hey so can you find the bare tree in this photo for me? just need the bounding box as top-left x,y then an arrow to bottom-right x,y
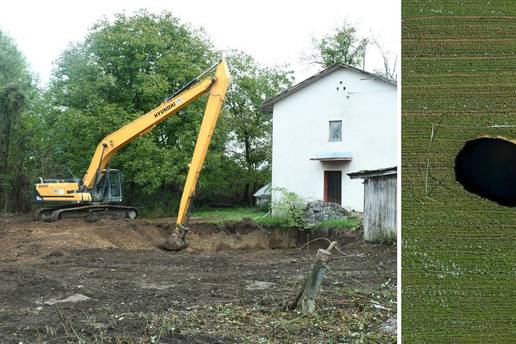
372,37 -> 398,82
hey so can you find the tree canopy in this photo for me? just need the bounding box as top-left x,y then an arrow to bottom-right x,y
224,50 -> 293,204
0,31 -> 36,212
309,23 -> 368,68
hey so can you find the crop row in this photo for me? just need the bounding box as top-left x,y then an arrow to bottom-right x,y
403,18 -> 516,39
403,39 -> 516,58
403,98 -> 516,112
403,0 -> 516,17
402,57 -> 516,75
402,71 -> 516,85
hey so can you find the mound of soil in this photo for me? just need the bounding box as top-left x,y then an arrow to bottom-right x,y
0,217 -> 165,264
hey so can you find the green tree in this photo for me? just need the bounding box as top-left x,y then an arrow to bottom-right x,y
309,23 -> 368,68
0,31 -> 36,213
0,31 -> 32,87
43,11 -> 236,214
224,50 -> 293,205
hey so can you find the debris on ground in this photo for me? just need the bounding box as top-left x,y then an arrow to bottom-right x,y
43,294 -> 91,305
245,280 -> 276,290
381,316 -> 397,335
0,215 -> 396,343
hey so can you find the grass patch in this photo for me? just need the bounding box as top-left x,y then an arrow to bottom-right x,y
309,217 -> 361,230
255,216 -> 361,230
190,207 -> 362,231
254,215 -> 288,227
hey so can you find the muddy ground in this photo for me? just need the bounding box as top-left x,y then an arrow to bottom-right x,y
0,216 -> 396,343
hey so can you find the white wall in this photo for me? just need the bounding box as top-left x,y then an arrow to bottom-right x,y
271,68 -> 397,212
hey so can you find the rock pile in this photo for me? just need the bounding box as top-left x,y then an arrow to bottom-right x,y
303,201 -> 349,224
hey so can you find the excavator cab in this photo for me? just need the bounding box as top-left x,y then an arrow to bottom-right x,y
94,169 -> 123,203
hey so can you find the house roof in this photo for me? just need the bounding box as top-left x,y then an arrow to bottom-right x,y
260,64 -> 396,112
348,166 -> 397,179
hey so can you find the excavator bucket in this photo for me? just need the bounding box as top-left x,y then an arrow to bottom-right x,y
158,225 -> 189,251
159,234 -> 188,251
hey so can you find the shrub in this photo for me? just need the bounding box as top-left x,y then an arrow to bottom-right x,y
271,188 -> 307,228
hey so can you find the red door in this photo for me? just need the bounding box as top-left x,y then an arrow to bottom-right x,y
324,171 -> 342,204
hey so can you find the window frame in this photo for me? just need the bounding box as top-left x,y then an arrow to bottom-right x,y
329,120 -> 342,142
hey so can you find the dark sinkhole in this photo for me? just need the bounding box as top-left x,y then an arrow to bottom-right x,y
455,137 -> 516,207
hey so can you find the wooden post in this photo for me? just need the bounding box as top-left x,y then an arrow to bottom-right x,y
298,241 -> 337,314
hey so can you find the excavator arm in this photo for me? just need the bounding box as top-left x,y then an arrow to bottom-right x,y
164,60 -> 230,250
81,78 -> 213,189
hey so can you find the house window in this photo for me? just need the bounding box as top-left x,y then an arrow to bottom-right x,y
329,120 -> 342,142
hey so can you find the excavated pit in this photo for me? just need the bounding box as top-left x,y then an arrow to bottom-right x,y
455,137 -> 516,207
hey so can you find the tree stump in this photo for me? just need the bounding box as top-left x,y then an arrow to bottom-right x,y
290,241 -> 336,314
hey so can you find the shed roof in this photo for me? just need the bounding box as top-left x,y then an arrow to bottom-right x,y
348,166 -> 397,179
260,64 -> 396,112
253,183 -> 271,198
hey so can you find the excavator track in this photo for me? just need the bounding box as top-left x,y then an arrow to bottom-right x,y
33,205 -> 137,222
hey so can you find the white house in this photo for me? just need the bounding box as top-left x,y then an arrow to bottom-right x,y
261,64 -> 397,212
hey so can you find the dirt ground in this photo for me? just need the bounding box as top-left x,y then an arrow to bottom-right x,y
0,216 -> 396,343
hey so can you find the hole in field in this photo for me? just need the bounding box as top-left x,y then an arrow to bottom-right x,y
455,137 -> 516,207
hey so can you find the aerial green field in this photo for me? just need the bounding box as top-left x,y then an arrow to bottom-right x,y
402,1 -> 516,342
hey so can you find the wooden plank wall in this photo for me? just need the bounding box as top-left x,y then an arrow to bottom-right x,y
363,174 -> 396,242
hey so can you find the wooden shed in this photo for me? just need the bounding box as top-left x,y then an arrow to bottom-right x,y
348,167 -> 397,242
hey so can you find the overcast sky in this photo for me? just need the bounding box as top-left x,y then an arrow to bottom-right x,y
0,0 -> 400,86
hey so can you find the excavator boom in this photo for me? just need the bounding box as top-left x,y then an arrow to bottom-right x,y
83,74 -> 215,189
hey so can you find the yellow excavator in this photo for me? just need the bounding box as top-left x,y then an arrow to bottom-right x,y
33,59 -> 230,250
